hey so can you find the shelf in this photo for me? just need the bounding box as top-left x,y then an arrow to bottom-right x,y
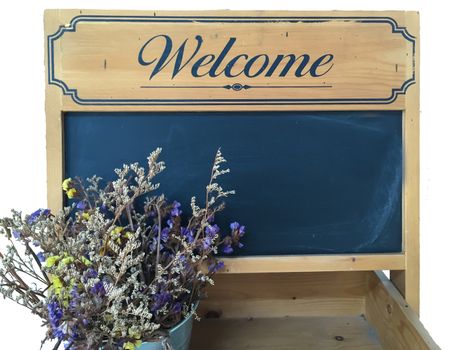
190,271 -> 439,350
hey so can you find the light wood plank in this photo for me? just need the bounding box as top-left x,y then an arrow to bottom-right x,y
198,272 -> 367,318
366,271 -> 440,350
191,316 -> 383,350
221,254 -> 405,274
391,10 -> 420,314
44,9 -> 418,112
45,10 -> 65,215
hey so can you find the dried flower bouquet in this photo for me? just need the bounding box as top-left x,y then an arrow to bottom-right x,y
0,148 -> 245,350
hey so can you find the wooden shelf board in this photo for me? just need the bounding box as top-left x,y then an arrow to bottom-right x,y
220,254 -> 405,274
191,316 -> 383,350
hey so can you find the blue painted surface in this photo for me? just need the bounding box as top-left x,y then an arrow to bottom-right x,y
65,111 -> 402,255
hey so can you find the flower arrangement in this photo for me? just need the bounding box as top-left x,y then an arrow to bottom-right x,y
0,148 -> 245,349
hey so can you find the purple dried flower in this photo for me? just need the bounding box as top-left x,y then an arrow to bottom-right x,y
178,254 -> 188,266
12,230 -> 21,240
172,302 -> 182,314
170,201 -> 182,217
205,224 -> 220,238
63,341 -> 72,350
84,268 -> 98,282
202,236 -> 213,250
229,221 -> 246,252
64,340 -> 75,350
239,226 -> 246,237
151,225 -> 170,245
28,209 -> 50,225
222,244 -> 234,254
230,222 -> 246,237
151,292 -> 172,312
90,281 -> 106,296
181,227 -> 194,243
36,251 -> 45,262
161,227 -> 170,242
149,238 -> 157,252
47,300 -> 64,340
64,324 -> 80,350
53,326 -> 65,341
76,201 -> 86,210
27,211 -> 41,225
149,239 -> 163,252
71,285 -> 80,299
221,222 -> 245,253
167,219 -> 174,229
208,260 -> 225,273
47,300 -> 62,326
70,286 -> 80,309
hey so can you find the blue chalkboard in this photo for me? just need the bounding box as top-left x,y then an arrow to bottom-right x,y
64,111 -> 402,255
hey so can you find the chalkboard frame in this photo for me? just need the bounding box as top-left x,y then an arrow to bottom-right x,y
44,10 -> 419,312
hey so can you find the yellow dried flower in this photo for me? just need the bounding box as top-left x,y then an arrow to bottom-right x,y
61,256 -> 74,265
123,340 -> 142,350
62,178 -> 72,191
66,188 -> 77,199
111,226 -> 124,236
50,275 -> 63,296
62,178 -> 77,198
81,256 -> 92,266
45,255 -> 60,268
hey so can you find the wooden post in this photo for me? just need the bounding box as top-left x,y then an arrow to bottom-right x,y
391,11 -> 420,315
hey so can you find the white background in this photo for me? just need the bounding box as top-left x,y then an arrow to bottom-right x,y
0,1 -> 465,349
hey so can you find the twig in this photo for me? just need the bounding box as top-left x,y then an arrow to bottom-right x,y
52,340 -> 62,350
154,203 -> 163,281
26,244 -> 50,284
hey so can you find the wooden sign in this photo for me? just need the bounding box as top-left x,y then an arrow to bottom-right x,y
47,13 -> 415,107
45,10 -> 420,313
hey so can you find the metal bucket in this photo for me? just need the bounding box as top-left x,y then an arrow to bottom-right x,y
137,310 -> 196,350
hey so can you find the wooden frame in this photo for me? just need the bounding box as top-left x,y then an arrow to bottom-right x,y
44,10 -> 420,313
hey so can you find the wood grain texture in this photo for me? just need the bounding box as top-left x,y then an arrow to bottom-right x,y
366,271 -> 440,350
45,9 -> 417,111
220,254 -> 405,274
53,20 -> 409,103
192,271 -> 437,349
45,10 -> 65,215
197,272 -> 368,318
191,316 -> 383,350
391,10 -> 420,314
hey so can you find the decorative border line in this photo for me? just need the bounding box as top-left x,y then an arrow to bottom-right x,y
140,83 -> 333,91
47,15 -> 416,106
